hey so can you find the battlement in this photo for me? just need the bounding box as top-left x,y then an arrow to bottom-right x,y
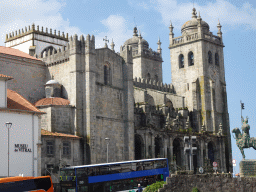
38,34 -> 95,66
133,77 -> 174,93
5,24 -> 68,42
170,32 -> 222,47
40,46 -> 70,66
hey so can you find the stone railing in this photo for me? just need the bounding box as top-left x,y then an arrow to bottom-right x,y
133,77 -> 174,93
172,37 -> 184,45
130,47 -> 161,61
170,32 -> 222,47
204,33 -> 221,44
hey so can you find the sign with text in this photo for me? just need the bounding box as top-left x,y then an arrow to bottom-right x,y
14,144 -> 32,152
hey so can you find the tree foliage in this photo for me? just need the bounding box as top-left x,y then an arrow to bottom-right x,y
143,181 -> 166,192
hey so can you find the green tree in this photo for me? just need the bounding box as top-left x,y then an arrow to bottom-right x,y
143,181 -> 166,192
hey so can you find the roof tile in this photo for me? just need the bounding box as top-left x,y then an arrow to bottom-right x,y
35,97 -> 70,106
0,46 -> 41,61
7,89 -> 42,113
0,74 -> 13,80
41,129 -> 81,138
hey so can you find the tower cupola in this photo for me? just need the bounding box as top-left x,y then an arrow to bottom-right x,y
181,8 -> 209,35
45,78 -> 61,98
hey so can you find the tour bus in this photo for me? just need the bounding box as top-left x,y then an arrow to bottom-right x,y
0,176 -> 54,192
60,158 -> 169,192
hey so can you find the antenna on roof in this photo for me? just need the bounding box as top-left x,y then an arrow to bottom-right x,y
193,0 -> 194,8
134,17 -> 137,27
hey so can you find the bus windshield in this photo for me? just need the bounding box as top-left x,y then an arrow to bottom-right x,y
0,176 -> 54,192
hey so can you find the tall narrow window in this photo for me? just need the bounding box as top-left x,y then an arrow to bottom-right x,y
188,52 -> 194,66
46,141 -> 54,156
104,65 -> 111,85
179,54 -> 184,68
208,51 -> 212,64
215,53 -> 219,66
63,141 -> 70,156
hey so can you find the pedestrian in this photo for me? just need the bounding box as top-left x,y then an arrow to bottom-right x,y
137,184 -> 143,192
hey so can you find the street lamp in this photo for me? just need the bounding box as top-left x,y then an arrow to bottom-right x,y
5,122 -> 12,177
105,138 -> 110,163
184,136 -> 197,171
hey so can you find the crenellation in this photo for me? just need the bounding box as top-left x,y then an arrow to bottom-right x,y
133,78 -> 174,93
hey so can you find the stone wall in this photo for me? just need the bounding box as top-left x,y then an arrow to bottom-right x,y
0,53 -> 46,103
158,174 -> 256,192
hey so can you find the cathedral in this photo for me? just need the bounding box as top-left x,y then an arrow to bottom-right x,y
3,7 -> 232,175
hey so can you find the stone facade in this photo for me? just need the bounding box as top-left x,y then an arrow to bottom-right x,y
158,174 -> 256,192
4,7 -> 232,175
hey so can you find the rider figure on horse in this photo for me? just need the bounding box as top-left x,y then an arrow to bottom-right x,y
241,116 -> 250,148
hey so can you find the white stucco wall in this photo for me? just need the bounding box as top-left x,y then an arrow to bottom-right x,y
0,80 -> 7,108
0,112 -> 40,177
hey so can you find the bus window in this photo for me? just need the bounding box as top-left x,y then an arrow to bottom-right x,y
110,164 -> 121,174
77,168 -> 88,177
60,169 -> 75,176
155,160 -> 167,168
100,166 -> 111,175
143,161 -> 154,170
120,163 -> 132,173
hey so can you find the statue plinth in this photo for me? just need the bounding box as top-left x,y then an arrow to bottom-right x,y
240,159 -> 256,177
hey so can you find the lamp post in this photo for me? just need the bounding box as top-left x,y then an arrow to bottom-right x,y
5,122 -> 12,177
105,138 -> 110,163
184,136 -> 197,171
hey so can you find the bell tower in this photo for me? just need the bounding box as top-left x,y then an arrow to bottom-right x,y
169,7 -> 232,172
169,8 -> 227,134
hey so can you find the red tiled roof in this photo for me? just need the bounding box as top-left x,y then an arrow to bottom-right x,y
35,97 -> 70,107
0,46 -> 41,61
0,74 -> 13,80
41,129 -> 81,138
7,89 -> 42,113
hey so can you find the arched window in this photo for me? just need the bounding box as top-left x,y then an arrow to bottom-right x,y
188,52 -> 194,66
104,65 -> 111,85
41,46 -> 57,57
155,75 -> 158,82
208,51 -> 212,64
215,53 -> 219,66
147,73 -> 151,81
179,54 -> 184,68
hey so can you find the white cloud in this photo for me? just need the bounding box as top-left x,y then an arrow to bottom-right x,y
95,15 -> 133,52
0,0 -> 82,46
132,0 -> 256,32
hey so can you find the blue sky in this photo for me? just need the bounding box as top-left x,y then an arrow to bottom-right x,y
0,0 -> 255,172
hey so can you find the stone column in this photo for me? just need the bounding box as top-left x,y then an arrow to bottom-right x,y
152,135 -> 155,158
164,136 -> 168,158
145,132 -> 149,159
205,142 -> 208,160
201,139 -> 204,167
222,138 -> 226,172
170,137 -> 173,164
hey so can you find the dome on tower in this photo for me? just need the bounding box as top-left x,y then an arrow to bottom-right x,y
124,27 -> 149,48
45,79 -> 60,85
181,8 -> 209,35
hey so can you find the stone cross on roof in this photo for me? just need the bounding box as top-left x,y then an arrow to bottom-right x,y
103,36 -> 109,48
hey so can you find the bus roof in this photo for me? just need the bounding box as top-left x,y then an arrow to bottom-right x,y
62,158 -> 167,170
0,176 -> 51,183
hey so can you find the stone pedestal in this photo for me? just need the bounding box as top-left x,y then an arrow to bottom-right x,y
240,159 -> 256,177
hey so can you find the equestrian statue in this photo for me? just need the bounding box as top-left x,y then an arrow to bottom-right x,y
232,116 -> 256,159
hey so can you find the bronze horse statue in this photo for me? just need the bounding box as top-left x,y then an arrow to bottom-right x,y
232,117 -> 256,159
